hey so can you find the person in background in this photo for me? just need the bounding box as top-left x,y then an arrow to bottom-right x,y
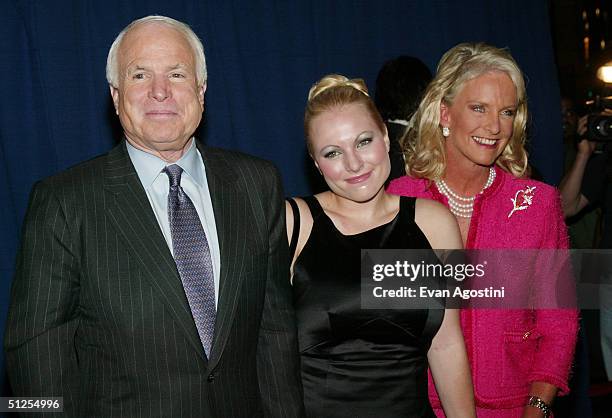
560,112 -> 612,386
561,95 -> 599,248
4,15 -> 303,417
388,42 -> 578,417
375,56 -> 433,180
286,74 -> 475,417
554,96 -> 594,418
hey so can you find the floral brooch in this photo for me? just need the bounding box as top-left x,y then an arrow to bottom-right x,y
508,185 -> 536,219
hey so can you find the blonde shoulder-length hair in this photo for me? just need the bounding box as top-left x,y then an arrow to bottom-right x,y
401,42 -> 529,180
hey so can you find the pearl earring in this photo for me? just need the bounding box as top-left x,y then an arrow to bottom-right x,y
442,126 -> 450,137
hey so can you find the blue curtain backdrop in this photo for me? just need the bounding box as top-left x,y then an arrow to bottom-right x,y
0,0 -> 561,397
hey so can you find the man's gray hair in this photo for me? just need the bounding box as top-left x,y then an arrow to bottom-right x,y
106,15 -> 207,88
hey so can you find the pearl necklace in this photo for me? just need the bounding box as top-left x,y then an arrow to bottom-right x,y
435,167 -> 496,218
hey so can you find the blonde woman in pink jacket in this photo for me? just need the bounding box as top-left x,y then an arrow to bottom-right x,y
387,43 -> 578,417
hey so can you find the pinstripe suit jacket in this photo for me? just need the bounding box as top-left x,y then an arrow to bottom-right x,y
4,140 -> 305,417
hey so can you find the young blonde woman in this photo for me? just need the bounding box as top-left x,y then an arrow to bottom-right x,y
286,74 -> 475,418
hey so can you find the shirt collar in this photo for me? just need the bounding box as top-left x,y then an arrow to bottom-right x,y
177,139 -> 206,188
126,138 -> 206,189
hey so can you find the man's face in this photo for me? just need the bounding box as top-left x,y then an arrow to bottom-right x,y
111,23 -> 205,158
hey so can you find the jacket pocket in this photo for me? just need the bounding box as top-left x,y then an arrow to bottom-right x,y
501,330 -> 540,389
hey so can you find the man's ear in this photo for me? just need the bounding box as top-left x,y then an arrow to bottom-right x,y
110,85 -> 120,115
199,83 -> 207,108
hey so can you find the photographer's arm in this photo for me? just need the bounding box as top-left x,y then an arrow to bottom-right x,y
559,138 -> 594,217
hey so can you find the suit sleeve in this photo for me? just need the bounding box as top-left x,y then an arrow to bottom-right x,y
256,164 -> 305,418
4,181 -> 81,416
530,190 -> 578,395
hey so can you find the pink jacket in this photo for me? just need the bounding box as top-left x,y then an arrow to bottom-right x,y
388,167 -> 578,411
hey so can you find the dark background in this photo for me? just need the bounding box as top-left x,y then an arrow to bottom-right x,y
0,0 -> 585,406
550,2 -> 612,416
551,0 -> 611,107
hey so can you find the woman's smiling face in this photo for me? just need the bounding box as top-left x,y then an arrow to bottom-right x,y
309,102 -> 390,203
441,71 -> 518,169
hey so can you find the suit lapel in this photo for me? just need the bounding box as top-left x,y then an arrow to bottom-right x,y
103,142 -> 206,361
198,143 -> 249,370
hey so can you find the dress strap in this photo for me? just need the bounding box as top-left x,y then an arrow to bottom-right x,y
301,195 -> 325,218
287,198 -> 300,260
420,309 -> 445,347
399,195 -> 417,219
397,196 -> 417,231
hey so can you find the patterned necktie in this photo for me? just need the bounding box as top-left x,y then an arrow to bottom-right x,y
164,164 -> 216,357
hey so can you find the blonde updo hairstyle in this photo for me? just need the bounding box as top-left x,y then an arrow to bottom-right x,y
304,74 -> 386,155
401,42 -> 529,180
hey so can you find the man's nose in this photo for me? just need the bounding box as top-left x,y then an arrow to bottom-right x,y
149,76 -> 170,101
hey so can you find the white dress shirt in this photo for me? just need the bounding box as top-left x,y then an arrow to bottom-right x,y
126,139 -> 220,305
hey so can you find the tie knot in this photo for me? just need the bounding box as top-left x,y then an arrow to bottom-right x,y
164,164 -> 183,188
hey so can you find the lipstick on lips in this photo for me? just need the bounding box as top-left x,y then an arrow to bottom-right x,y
345,171 -> 372,184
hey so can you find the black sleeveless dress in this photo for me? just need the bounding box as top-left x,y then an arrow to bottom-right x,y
290,196 -> 442,418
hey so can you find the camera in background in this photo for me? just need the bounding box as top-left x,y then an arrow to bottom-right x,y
586,96 -> 612,142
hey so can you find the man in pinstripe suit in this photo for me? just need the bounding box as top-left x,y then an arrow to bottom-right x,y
5,15 -> 304,417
